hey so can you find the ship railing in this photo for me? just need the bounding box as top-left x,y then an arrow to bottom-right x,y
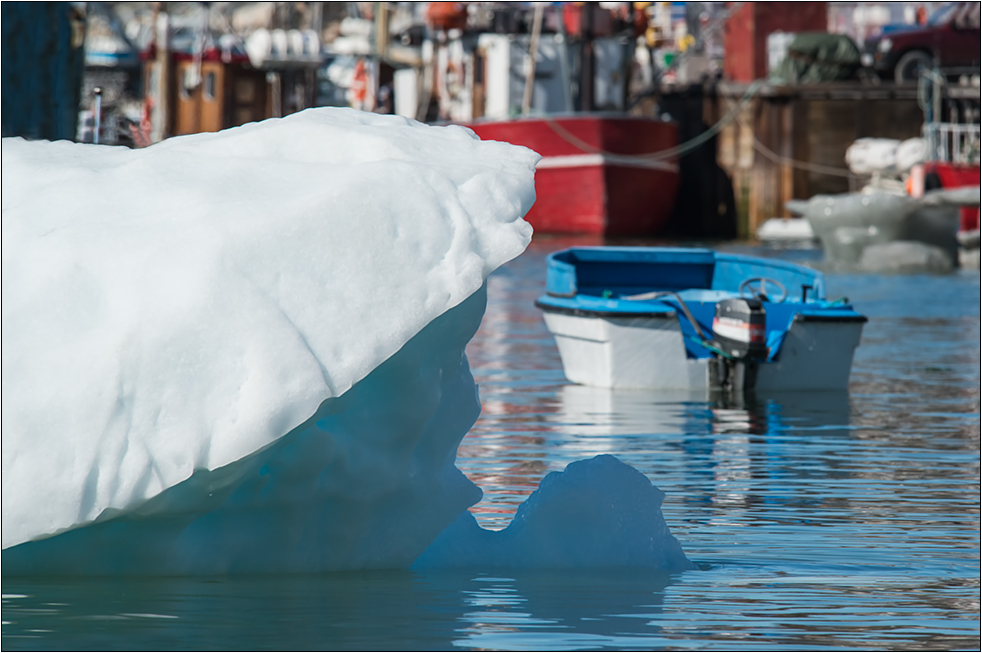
923,122 -> 982,165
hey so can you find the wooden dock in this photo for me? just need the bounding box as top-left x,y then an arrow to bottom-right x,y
652,81 -> 971,238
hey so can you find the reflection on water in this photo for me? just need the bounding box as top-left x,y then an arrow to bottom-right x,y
2,570 -> 676,651
450,570 -> 674,651
3,237 -> 979,650
454,237 -> 980,648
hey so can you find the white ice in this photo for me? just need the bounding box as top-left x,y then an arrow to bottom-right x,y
2,107 -> 693,574
2,108 -> 532,555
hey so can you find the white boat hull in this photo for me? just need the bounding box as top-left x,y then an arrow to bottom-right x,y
542,311 -> 864,391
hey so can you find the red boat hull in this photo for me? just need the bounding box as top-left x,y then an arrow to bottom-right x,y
927,162 -> 981,233
463,115 -> 680,237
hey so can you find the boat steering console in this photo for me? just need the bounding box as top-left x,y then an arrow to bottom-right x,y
738,277 -> 788,303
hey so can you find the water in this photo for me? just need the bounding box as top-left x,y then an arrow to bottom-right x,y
3,237 -> 979,650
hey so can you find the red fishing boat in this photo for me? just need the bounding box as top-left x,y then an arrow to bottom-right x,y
919,116 -> 981,267
464,114 -> 680,237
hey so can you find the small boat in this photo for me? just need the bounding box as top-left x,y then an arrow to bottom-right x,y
786,186 -> 977,271
535,247 -> 867,392
924,162 -> 980,269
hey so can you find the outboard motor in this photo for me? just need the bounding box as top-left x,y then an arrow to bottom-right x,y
709,298 -> 767,392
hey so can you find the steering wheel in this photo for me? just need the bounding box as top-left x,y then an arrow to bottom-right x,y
739,277 -> 788,303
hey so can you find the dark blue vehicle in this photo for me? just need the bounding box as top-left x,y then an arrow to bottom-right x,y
861,2 -> 981,83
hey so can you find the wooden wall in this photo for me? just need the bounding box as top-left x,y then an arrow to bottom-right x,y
172,63 -> 271,136
174,61 -> 226,135
710,83 -> 925,236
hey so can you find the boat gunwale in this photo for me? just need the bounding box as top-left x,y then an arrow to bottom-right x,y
535,297 -> 867,322
794,312 -> 869,323
534,298 -> 677,320
543,246 -> 834,303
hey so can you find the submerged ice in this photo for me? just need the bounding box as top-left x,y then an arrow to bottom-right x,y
414,455 -> 696,572
4,287 -> 490,573
2,108 -> 693,574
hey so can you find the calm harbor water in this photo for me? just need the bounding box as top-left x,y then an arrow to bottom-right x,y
3,237 -> 979,651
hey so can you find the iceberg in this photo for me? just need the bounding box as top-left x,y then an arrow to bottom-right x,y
2,108 -> 693,575
2,108 -> 533,569
413,455 -> 696,572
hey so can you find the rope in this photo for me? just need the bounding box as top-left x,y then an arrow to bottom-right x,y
622,290 -> 709,341
686,334 -> 737,360
542,79 -> 768,163
719,87 -> 860,179
751,138 -> 859,179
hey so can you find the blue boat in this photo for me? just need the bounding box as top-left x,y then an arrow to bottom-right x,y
535,247 -> 867,391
